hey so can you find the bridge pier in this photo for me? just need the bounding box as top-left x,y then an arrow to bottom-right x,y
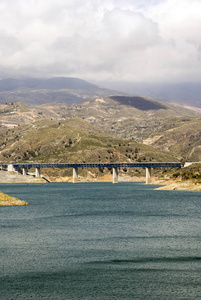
7,164 -> 16,172
22,167 -> 27,176
113,167 -> 118,184
146,167 -> 151,184
73,167 -> 78,183
35,167 -> 41,177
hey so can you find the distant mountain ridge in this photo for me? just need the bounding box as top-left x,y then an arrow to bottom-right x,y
103,81 -> 201,108
1,77 -> 201,108
0,77 -> 125,106
0,77 -> 97,91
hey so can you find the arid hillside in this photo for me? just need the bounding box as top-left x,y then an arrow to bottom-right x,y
0,95 -> 201,166
0,116 -> 179,179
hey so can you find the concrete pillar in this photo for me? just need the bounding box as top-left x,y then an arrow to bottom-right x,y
35,167 -> 41,177
73,167 -> 78,183
146,167 -> 151,184
113,167 -> 118,184
7,164 -> 16,172
22,168 -> 27,176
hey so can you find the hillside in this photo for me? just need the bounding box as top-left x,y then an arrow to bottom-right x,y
1,95 -> 201,166
48,96 -> 198,142
0,117 -> 178,180
146,118 -> 201,161
152,163 -> 201,191
110,96 -> 167,110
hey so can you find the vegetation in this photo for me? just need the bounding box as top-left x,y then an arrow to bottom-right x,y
160,164 -> 201,183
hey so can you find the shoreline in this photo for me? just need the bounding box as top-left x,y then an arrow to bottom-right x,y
152,179 -> 201,191
49,173 -> 145,183
1,170 -> 201,191
0,191 -> 28,206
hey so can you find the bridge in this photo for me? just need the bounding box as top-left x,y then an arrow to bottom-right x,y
0,162 -> 181,184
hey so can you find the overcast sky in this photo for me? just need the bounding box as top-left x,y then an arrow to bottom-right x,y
0,0 -> 200,83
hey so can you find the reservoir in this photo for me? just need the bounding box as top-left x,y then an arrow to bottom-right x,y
1,182 -> 201,299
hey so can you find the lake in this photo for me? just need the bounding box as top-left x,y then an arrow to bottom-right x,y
1,182 -> 201,299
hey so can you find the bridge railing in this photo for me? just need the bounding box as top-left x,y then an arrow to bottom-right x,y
0,162 -> 182,169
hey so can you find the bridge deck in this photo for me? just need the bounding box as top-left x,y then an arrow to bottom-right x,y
0,162 -> 181,169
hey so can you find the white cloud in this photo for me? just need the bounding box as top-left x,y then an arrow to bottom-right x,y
0,0 -> 200,82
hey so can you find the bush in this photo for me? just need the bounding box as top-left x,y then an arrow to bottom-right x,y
182,171 -> 190,180
172,171 -> 180,178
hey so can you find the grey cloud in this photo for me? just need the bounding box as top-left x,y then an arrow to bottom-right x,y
101,8 -> 160,49
0,31 -> 22,56
0,0 -> 200,83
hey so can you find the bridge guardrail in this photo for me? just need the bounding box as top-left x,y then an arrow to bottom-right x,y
0,162 -> 182,169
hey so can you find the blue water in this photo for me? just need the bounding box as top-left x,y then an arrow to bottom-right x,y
1,182 -> 201,299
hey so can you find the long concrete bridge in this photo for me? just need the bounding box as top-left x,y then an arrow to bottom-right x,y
0,162 -> 181,184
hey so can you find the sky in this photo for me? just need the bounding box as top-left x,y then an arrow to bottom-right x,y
0,0 -> 201,83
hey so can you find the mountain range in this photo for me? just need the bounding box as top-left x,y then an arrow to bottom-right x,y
0,77 -> 125,106
101,81 -> 201,108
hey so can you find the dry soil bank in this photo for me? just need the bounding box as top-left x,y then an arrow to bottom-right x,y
152,178 -> 201,191
0,191 -> 28,206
